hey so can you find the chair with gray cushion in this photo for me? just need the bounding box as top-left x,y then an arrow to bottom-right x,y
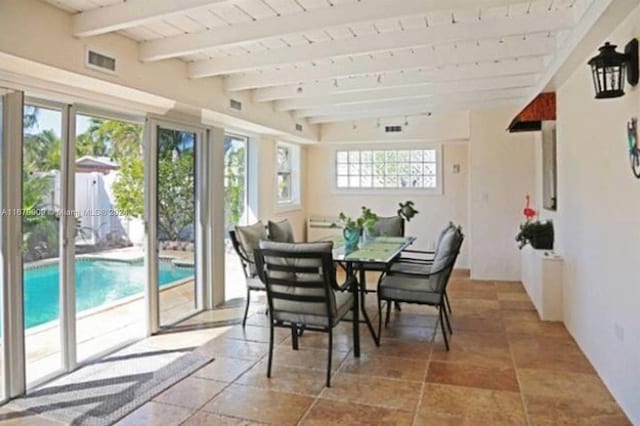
267,219 -> 295,243
254,240 -> 357,387
377,225 -> 464,351
231,221 -> 268,327
388,222 -> 457,317
361,216 -> 406,310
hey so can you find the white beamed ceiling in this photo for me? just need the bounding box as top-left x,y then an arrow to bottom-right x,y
44,0 -> 603,124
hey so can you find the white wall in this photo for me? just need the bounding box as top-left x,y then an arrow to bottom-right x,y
555,5 -> 640,421
468,107 -> 537,280
306,142 -> 470,268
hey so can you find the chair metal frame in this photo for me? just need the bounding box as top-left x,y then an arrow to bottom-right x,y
254,247 -> 357,387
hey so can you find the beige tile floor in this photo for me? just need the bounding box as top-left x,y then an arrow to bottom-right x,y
1,271 -> 632,425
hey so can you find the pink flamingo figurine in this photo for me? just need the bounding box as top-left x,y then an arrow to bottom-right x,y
523,194 -> 536,220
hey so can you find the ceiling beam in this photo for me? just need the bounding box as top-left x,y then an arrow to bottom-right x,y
275,74 -> 537,111
253,57 -> 545,102
188,11 -> 573,76
296,87 -> 530,118
139,0 -> 528,62
223,37 -> 556,89
307,98 -> 525,124
72,0 -> 230,37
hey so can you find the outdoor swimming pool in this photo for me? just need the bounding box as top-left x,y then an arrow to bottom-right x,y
23,260 -> 194,329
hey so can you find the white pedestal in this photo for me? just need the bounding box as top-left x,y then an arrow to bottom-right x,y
520,246 -> 563,321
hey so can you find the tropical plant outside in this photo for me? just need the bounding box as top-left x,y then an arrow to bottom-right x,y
22,109 -> 248,260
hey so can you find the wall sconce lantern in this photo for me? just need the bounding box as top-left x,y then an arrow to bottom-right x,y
588,39 -> 638,99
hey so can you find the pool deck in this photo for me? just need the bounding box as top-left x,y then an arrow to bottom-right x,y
18,245 -> 248,386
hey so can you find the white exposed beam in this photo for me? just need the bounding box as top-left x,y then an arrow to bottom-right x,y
223,37 -> 556,89
253,57 -> 545,102
276,75 -> 537,111
73,0 -> 230,37
140,0 -> 532,62
307,98 -> 525,124
189,11 -> 573,76
295,87 -> 530,118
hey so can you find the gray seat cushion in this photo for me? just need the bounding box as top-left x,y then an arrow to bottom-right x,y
273,290 -> 354,327
389,262 -> 432,275
268,219 -> 295,243
246,276 -> 265,290
379,275 -> 441,305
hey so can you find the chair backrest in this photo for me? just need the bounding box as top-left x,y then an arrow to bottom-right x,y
254,241 -> 338,323
232,221 -> 268,277
229,230 -> 253,278
428,226 -> 464,294
268,219 -> 295,243
434,222 -> 456,252
369,216 -> 405,237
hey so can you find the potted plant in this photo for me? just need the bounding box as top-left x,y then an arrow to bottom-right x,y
338,207 -> 378,251
516,220 -> 554,250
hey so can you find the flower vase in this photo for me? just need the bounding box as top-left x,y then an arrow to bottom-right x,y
343,227 -> 360,252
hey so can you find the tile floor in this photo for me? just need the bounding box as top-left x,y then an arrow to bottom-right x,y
1,271 -> 632,425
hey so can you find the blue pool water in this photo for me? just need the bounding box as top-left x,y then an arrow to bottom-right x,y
23,260 -> 194,329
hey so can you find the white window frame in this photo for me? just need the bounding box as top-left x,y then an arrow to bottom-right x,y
275,141 -> 301,212
331,143 -> 443,195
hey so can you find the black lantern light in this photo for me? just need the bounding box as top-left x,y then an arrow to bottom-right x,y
588,39 -> 639,99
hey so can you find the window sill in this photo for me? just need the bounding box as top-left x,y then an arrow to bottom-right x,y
274,202 -> 303,214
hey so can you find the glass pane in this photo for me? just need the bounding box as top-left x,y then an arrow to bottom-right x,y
337,176 -> 348,188
373,151 -> 385,163
423,150 -> 436,162
277,146 -> 290,172
361,163 -> 372,176
425,176 -> 436,188
278,173 -> 291,201
157,128 -> 197,327
337,164 -> 348,175
373,175 -> 385,188
385,175 -> 398,187
398,150 -> 410,162
399,176 -> 411,188
360,175 -> 372,188
23,105 -> 63,384
224,134 -> 248,301
336,151 -> 348,163
360,151 -> 372,163
349,176 -> 360,188
424,163 -> 436,175
74,114 -> 145,362
398,163 -> 411,175
385,151 -> 397,162
411,163 -> 423,176
348,151 -> 360,163
348,163 -> 360,175
411,150 -> 423,162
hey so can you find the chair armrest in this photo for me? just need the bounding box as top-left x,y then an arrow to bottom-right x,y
403,249 -> 435,255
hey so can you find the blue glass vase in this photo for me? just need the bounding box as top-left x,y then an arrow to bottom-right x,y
343,227 -> 360,252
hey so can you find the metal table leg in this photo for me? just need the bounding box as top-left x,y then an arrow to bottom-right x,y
358,264 -> 380,346
347,262 -> 360,358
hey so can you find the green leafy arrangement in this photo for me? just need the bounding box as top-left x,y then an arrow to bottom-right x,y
516,220 -> 554,250
338,206 -> 378,233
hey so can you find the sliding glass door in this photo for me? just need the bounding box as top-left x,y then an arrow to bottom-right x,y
73,113 -> 146,363
22,103 -> 64,384
148,121 -> 205,328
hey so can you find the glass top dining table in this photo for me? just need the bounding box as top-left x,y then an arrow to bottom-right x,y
328,235 -> 416,264
318,235 -> 417,356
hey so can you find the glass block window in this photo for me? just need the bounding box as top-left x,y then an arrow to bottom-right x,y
336,149 -> 438,189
